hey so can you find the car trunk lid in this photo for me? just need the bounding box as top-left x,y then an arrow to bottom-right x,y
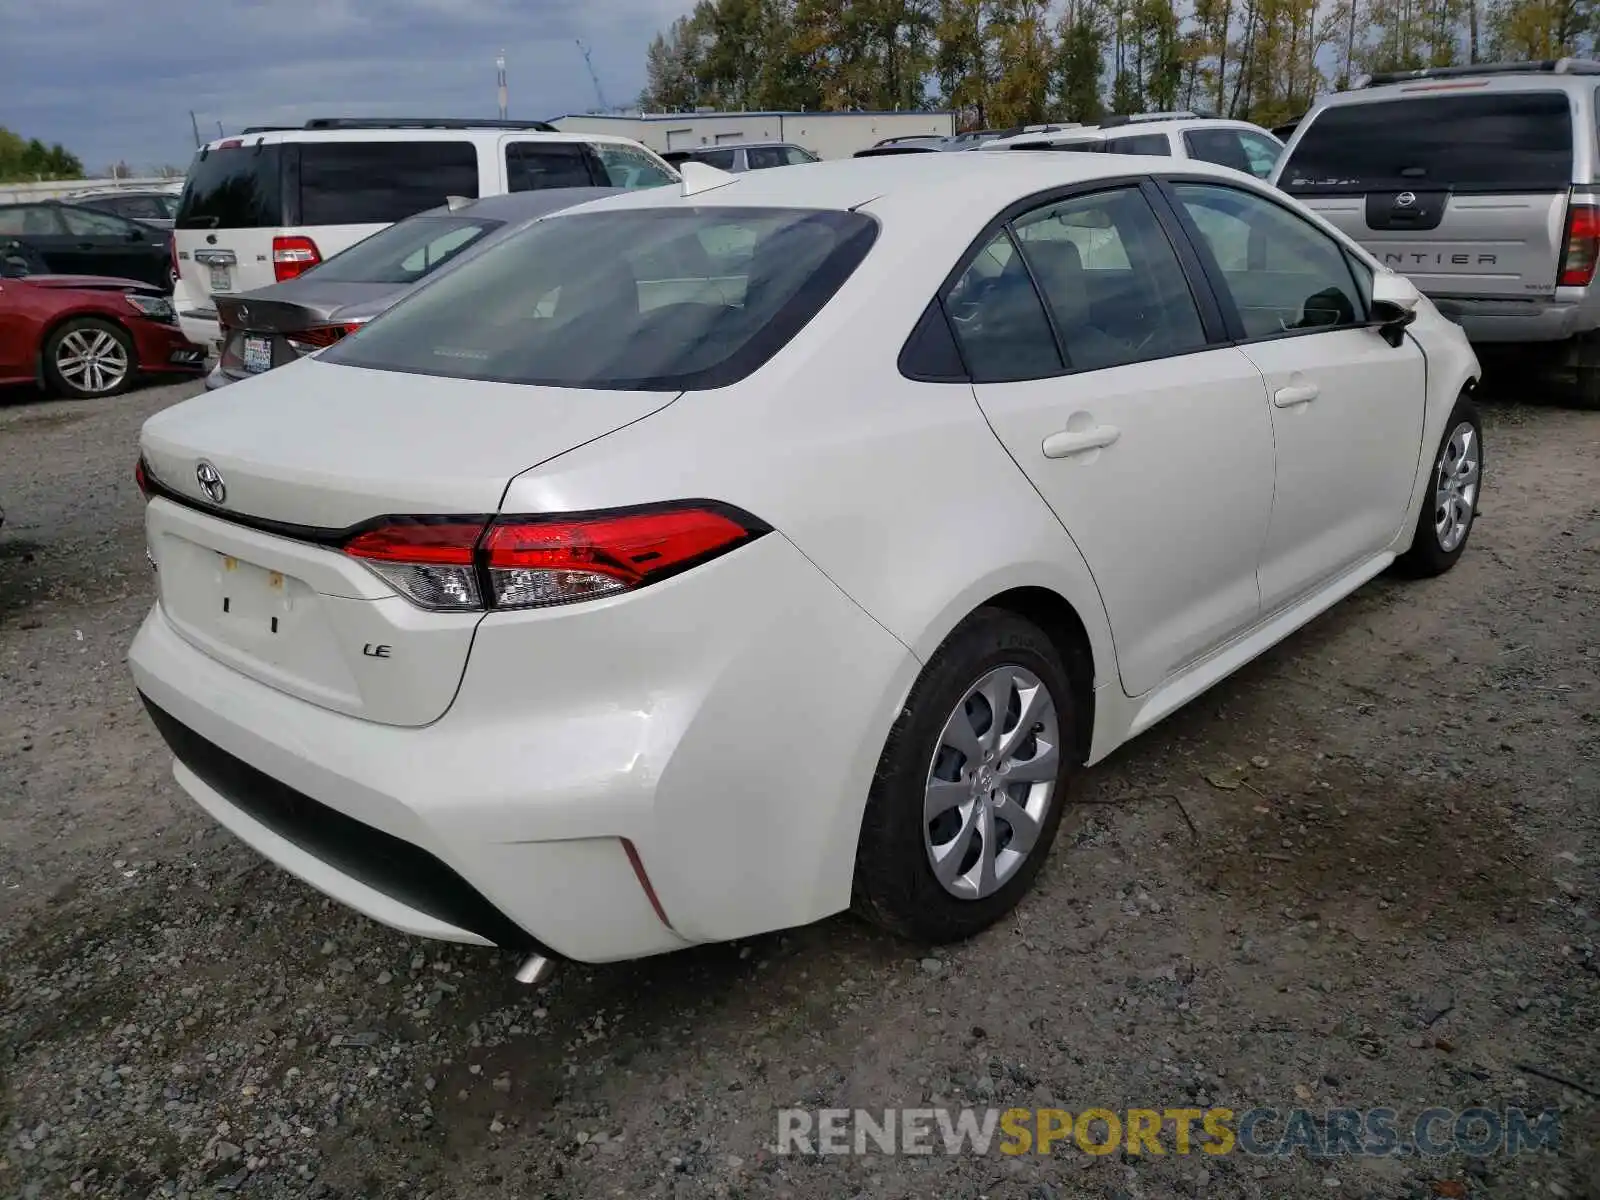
140,360 -> 680,725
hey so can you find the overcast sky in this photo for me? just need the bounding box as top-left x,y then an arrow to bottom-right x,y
0,0 -> 683,173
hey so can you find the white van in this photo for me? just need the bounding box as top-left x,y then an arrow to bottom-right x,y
171,118 -> 679,352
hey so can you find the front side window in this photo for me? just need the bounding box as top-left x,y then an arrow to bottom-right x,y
59,206 -> 137,237
1013,187 -> 1206,371
299,141 -> 480,225
783,146 -> 819,165
1174,182 -> 1365,339
324,207 -> 878,390
745,146 -> 789,170
591,142 -> 677,189
1105,133 -> 1171,156
1183,128 -> 1282,180
308,215 -> 503,284
944,228 -> 1063,382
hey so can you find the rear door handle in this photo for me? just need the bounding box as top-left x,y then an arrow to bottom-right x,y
1042,424 -> 1121,459
1273,383 -> 1319,407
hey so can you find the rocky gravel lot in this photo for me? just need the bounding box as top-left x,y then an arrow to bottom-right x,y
0,377 -> 1596,1200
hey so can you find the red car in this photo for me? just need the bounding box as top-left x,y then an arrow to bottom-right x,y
0,239 -> 204,399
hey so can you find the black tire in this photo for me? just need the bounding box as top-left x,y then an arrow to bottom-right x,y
852,607 -> 1079,943
42,317 -> 136,400
1394,393 -> 1483,577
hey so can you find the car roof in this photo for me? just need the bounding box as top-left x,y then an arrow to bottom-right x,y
982,117 -> 1274,149
569,150 -> 1260,220
1305,70 -> 1599,113
415,187 -> 624,221
675,141 -> 802,152
197,128 -> 654,151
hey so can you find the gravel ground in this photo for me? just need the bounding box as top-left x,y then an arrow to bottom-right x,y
0,376 -> 1596,1200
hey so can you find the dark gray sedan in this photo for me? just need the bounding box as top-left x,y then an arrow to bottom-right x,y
206,188 -> 620,389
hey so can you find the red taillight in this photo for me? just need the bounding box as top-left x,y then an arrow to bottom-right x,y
286,322 -> 363,353
1560,203 -> 1600,287
135,457 -> 150,498
272,235 -> 322,282
340,505 -> 765,612
344,520 -> 485,611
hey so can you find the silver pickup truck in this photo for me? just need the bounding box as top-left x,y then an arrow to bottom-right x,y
1273,59 -> 1600,402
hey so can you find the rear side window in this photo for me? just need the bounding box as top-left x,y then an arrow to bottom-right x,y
0,206 -> 63,235
507,142 -> 599,191
693,149 -> 737,170
176,145 -> 284,229
324,208 -> 879,390
1282,92 -> 1573,191
1105,133 -> 1171,155
300,142 -> 479,225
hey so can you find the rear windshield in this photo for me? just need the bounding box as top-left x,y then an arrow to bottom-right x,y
176,145 -> 284,229
323,207 -> 879,390
307,214 -> 504,284
1281,92 -> 1573,191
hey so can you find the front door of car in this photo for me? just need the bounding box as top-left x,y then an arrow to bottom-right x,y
1166,181 -> 1427,613
956,184 -> 1278,697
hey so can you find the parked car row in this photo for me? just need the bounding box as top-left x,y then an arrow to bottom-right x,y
127,128 -> 1484,979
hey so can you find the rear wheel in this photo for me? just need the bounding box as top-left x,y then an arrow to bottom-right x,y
43,318 -> 135,399
1395,394 -> 1482,577
853,608 -> 1077,943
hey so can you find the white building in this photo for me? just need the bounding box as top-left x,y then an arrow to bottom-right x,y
548,110 -> 956,160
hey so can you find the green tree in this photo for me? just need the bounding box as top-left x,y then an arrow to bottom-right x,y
1054,0 -> 1107,122
0,127 -> 84,182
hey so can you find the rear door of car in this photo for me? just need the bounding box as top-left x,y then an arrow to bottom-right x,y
0,204 -> 75,271
55,205 -> 167,287
1275,90 -> 1574,299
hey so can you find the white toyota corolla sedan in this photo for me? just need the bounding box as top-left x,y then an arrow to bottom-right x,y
130,152 -> 1483,978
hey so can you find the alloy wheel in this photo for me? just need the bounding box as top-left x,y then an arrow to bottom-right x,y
56,328 -> 130,395
923,665 -> 1061,900
1434,420 -> 1480,553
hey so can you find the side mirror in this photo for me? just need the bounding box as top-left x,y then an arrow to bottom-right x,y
1371,270 -> 1420,347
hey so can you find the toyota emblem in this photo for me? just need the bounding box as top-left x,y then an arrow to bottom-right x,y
1395,191 -> 1417,208
195,461 -> 226,505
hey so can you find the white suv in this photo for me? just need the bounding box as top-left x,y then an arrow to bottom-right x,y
170,118 -> 679,353
981,112 -> 1284,180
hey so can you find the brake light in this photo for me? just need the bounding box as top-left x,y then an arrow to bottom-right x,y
135,457 -> 150,498
343,520 -> 486,611
1560,204 -> 1600,287
286,321 -> 364,353
272,235 -> 322,282
340,504 -> 767,612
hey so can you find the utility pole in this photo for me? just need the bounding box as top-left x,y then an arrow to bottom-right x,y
497,50 -> 508,119
189,110 -> 201,147
576,40 -> 609,112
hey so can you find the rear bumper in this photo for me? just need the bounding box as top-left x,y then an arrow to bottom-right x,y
129,531 -> 918,963
1429,294 -> 1599,344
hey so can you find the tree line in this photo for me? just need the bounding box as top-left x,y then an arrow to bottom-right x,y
639,0 -> 1598,131
0,126 -> 85,183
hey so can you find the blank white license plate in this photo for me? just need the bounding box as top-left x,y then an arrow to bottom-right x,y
217,553 -> 291,633
242,336 -> 273,374
208,263 -> 232,293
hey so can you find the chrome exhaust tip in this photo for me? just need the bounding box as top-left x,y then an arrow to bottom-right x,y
514,953 -> 555,985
